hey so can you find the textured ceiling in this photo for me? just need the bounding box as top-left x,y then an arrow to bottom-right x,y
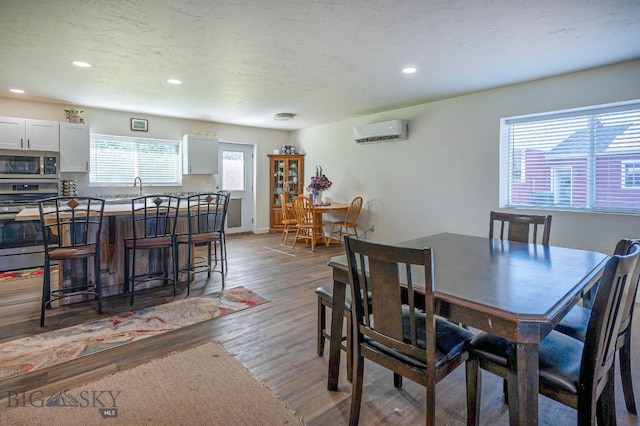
0,0 -> 639,130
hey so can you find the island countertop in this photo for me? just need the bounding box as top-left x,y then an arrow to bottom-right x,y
15,203 -> 138,221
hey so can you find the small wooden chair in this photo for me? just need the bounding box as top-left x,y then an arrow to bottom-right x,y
555,238 -> 640,414
489,211 -> 552,245
344,236 -> 474,425
326,196 -> 362,246
278,193 -> 296,245
291,195 -> 325,251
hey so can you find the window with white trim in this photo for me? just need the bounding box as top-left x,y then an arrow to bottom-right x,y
90,134 -> 182,187
500,100 -> 640,214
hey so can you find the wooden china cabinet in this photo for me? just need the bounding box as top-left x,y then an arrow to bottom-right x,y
268,154 -> 305,232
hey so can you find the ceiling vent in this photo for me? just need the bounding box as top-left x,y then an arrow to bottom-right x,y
353,120 -> 408,143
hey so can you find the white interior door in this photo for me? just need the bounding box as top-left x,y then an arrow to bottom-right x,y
217,142 -> 254,233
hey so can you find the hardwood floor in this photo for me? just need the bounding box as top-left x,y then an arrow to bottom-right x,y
1,232 -> 639,425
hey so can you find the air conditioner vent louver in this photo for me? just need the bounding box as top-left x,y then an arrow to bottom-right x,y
353,120 -> 408,143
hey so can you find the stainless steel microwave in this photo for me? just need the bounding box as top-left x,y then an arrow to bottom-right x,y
0,153 -> 58,178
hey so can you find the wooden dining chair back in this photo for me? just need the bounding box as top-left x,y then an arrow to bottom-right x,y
326,196 -> 363,246
278,193 -> 297,245
39,196 -> 105,326
489,211 -> 552,245
176,192 -> 229,294
466,241 -> 640,425
344,236 -> 473,425
124,195 -> 180,305
555,238 -> 640,414
291,195 -> 325,251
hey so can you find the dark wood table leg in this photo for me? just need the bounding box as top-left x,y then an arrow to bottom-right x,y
514,341 -> 539,426
327,279 -> 346,391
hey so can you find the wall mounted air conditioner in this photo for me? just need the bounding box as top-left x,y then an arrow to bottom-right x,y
353,119 -> 408,143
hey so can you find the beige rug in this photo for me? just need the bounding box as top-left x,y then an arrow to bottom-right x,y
0,341 -> 304,425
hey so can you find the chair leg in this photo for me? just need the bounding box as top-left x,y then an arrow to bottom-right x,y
94,253 -> 103,314
346,309 -> 353,383
130,247 -> 136,305
620,332 -> 637,414
595,366 -> 617,425
465,358 -> 481,426
123,246 -> 130,294
349,353 -> 365,426
40,260 -> 51,327
394,373 -> 403,388
317,297 -> 325,356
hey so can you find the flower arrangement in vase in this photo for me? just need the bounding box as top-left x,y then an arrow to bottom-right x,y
306,166 -> 332,205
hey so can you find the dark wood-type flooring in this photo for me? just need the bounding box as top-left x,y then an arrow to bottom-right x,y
1,232 -> 638,425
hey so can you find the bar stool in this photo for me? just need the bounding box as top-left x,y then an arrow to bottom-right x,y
176,192 -> 229,294
124,195 -> 180,305
39,196 -> 105,326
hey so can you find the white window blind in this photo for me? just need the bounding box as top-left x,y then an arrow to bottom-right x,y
500,100 -> 640,214
90,134 -> 182,186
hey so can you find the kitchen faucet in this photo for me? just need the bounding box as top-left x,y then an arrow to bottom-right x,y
133,176 -> 143,196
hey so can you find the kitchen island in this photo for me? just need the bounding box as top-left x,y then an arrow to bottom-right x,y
15,200 -> 192,304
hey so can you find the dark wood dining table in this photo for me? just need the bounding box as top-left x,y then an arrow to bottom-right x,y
326,232 -> 609,426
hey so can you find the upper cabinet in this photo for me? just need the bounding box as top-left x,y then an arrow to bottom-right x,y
59,123 -> 90,172
183,134 -> 218,174
0,117 -> 60,151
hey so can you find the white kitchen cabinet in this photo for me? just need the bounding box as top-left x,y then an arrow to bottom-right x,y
59,123 -> 90,172
183,134 -> 218,174
0,116 -> 60,151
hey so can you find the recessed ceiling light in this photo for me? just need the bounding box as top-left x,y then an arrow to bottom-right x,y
167,79 -> 182,85
10,88 -> 25,94
403,67 -> 417,74
72,60 -> 92,68
274,113 -> 296,121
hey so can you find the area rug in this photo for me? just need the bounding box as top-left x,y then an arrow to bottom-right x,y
0,286 -> 269,382
0,341 -> 304,425
0,266 -> 57,282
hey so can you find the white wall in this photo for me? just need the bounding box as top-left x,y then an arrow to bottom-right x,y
293,60 -> 640,254
0,98 -> 290,232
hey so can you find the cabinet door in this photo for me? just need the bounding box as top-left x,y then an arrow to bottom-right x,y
0,117 -> 25,149
26,119 -> 59,151
60,123 -> 90,172
183,135 -> 218,174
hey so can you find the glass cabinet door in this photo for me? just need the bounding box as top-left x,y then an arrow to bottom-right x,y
273,159 -> 285,207
287,159 -> 299,202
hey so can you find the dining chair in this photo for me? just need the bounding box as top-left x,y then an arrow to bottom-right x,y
489,211 -> 552,245
124,195 -> 180,305
344,236 -> 474,426
175,192 -> 228,294
278,193 -> 297,245
38,196 -> 105,326
465,241 -> 640,425
291,195 -> 325,251
555,238 -> 640,415
326,196 -> 363,247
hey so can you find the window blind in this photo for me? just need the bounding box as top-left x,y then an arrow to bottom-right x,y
90,134 -> 181,186
500,100 -> 640,214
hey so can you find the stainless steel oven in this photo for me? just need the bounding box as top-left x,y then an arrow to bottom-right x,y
0,179 -> 58,271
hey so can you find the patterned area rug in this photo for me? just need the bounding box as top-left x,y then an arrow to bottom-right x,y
0,286 -> 268,381
0,266 -> 57,282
